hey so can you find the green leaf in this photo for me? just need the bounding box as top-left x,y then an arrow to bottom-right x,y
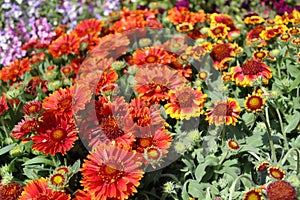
288,77 -> 300,92
195,163 -> 208,181
188,180 -> 205,198
23,168 -> 39,180
287,65 -> 300,78
285,112 -> 300,133
0,144 -> 16,156
22,156 -> 55,166
71,159 -> 81,174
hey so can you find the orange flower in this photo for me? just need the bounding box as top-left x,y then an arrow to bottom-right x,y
291,37 -> 300,46
134,65 -> 187,104
288,27 -> 300,35
244,92 -> 265,112
268,166 -> 286,180
260,25 -> 288,40
0,58 -> 31,82
73,18 -> 102,37
133,47 -> 173,66
231,59 -> 272,87
266,180 -> 297,200
11,116 -> 36,140
227,139 -> 239,150
42,84 -> 91,117
210,43 -> 240,70
19,177 -> 70,200
208,23 -> 230,40
48,173 -> 67,189
32,112 -> 78,156
0,95 -> 9,116
80,144 -> 144,200
244,15 -> 265,25
243,188 -> 263,200
210,13 -> 240,39
167,7 -> 205,25
48,33 -> 80,58
205,98 -> 241,126
0,182 -> 23,200
164,86 -> 207,120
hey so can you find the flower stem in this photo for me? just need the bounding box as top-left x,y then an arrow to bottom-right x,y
260,107 -> 277,163
275,108 -> 289,151
281,148 -> 300,174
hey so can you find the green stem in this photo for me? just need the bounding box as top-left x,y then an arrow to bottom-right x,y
281,148 -> 300,174
228,175 -> 256,200
275,108 -> 289,151
260,107 -> 277,163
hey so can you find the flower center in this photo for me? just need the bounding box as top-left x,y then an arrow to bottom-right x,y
247,96 -> 263,110
210,44 -> 231,61
213,103 -> 228,116
59,98 -> 72,110
50,174 -> 65,186
145,55 -> 158,63
241,60 -> 262,75
100,116 -> 125,140
139,138 -> 152,148
212,27 -> 223,34
50,128 -> 67,141
20,121 -> 34,133
146,147 -> 161,160
177,91 -> 192,107
60,44 -> 68,51
100,163 -> 123,183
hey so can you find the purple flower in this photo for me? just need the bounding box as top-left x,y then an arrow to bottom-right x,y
175,0 -> 190,9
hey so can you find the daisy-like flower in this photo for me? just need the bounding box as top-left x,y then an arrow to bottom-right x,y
19,177 -> 70,200
288,27 -> 300,35
164,86 -> 207,120
73,18 -> 102,37
32,112 -> 78,156
80,143 -> 144,200
243,188 -> 263,200
209,13 -> 240,39
222,72 -> 233,82
210,43 -> 241,70
0,182 -> 23,200
133,47 -> 173,66
279,33 -> 291,42
205,98 -> 242,126
43,84 -> 91,117
23,100 -> 42,115
227,139 -> 239,150
252,50 -> 268,61
134,128 -> 172,166
244,15 -> 265,25
268,166 -> 286,180
60,65 -> 73,76
73,190 -> 92,200
0,58 -> 31,83
176,22 -> 194,32
0,95 -> 9,116
11,116 -> 36,140
244,92 -> 266,112
167,7 -> 205,25
291,37 -> 300,46
198,71 -> 208,80
231,59 -> 272,87
266,180 -> 297,200
260,25 -> 288,41
48,33 -> 80,58
246,25 -> 265,43
134,65 -> 187,104
256,161 -> 270,172
208,24 -> 230,40
48,172 -> 67,190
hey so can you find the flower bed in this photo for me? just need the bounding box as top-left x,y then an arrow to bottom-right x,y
0,1 -> 300,200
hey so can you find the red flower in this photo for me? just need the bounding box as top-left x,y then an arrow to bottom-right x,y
266,180 -> 297,200
73,18 -> 102,37
32,112 -> 78,156
231,59 -> 272,87
23,100 -> 42,115
0,95 -> 9,116
205,98 -> 241,126
19,178 -> 70,200
0,182 -> 23,200
73,190 -> 92,200
133,47 -> 173,66
80,144 -> 144,200
11,116 -> 36,140
243,188 -> 263,200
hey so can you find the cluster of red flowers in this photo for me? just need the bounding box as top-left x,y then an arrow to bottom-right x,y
0,4 -> 299,200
